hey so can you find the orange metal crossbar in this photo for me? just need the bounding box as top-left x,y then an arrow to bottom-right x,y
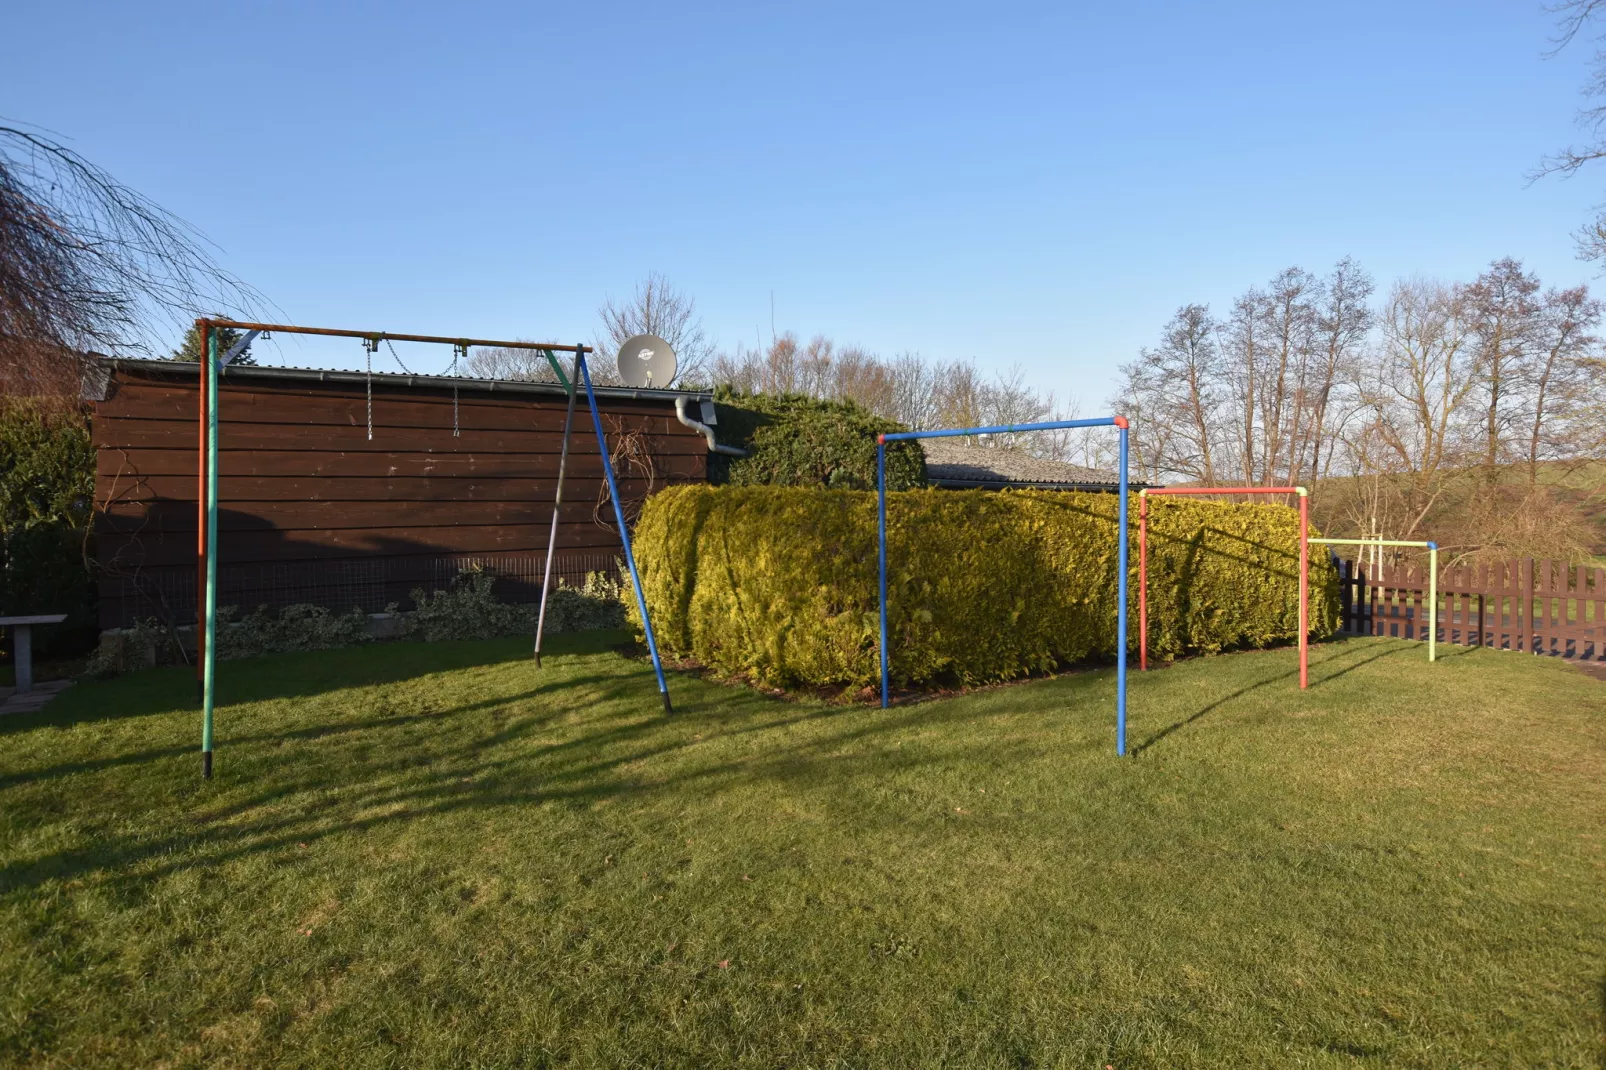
204,318 -> 590,353
1138,486 -> 1310,688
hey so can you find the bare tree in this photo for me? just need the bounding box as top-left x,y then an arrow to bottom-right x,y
1363,278 -> 1478,536
1303,259 -> 1374,482
1223,287 -> 1267,484
886,351 -> 938,430
1116,303 -> 1223,482
0,123 -> 255,393
595,272 -> 713,387
1522,284 -> 1602,480
1465,258 -> 1542,480
463,343 -> 563,383
931,359 -> 988,430
1259,267 -> 1319,486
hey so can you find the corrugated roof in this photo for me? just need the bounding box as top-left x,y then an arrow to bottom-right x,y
89,356 -> 712,404
922,439 -> 1125,489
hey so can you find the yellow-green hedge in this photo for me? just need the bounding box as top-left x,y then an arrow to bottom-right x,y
630,485 -> 1338,689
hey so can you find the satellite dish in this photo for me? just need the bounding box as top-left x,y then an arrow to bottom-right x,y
615,334 -> 677,389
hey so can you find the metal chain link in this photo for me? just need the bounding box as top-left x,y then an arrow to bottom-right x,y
362,338 -> 378,440
450,343 -> 465,437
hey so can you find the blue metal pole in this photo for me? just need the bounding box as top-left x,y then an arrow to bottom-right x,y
579,352 -> 671,712
1116,421 -> 1130,756
878,440 -> 890,708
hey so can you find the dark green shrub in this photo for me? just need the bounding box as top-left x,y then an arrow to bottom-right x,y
406,568 -> 626,643
0,399 -> 97,657
629,484 -> 1339,689
708,390 -> 925,490
83,571 -> 630,677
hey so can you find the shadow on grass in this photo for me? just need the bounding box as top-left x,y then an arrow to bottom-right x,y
4,642 -> 1068,895
1,634 -> 1468,899
1131,639 -> 1419,756
0,630 -> 634,742
0,670 -> 634,793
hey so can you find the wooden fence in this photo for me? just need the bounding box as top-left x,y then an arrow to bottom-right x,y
1334,555 -> 1605,661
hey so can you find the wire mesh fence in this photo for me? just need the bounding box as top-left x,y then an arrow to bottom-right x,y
99,551 -> 623,630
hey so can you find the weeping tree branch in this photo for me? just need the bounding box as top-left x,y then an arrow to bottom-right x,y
0,122 -> 259,393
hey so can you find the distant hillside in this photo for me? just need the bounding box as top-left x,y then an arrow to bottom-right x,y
1308,460 -> 1606,566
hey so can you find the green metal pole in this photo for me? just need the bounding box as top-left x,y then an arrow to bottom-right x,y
202,331 -> 220,778
539,348 -> 571,391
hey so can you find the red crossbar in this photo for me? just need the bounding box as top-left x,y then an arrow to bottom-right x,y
1142,486 -> 1302,496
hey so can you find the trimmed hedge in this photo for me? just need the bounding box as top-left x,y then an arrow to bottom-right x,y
629,485 -> 1338,689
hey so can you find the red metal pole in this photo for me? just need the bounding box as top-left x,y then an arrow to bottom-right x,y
1298,492 -> 1309,689
1138,492 -> 1148,671
194,320 -> 209,698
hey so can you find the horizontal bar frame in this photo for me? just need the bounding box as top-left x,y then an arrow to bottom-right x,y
1139,485 -> 1307,497
879,416 -> 1126,443
1309,537 -> 1437,549
876,414 -> 1132,754
204,318 -> 590,354
1312,538 -> 1438,662
1138,484 -> 1310,687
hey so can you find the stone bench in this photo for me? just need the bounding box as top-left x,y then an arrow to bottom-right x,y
2,615 -> 68,693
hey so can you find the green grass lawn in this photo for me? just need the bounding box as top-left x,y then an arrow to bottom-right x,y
2,634 -> 1603,1068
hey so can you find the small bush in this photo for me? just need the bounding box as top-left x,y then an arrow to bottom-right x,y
407,569 -> 525,642
709,390 -> 925,490
215,603 -> 371,659
406,568 -> 627,643
630,484 -> 1339,689
82,571 -> 628,677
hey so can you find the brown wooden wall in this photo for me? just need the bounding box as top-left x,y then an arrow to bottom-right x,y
92,363 -> 708,629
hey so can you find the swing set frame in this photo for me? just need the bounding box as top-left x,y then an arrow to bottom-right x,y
191,318 -> 672,780
875,416 -> 1135,755
1308,537 -> 1439,661
1137,485 -> 1311,688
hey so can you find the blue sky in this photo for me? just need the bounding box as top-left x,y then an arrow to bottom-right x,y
5,1 -> 1602,404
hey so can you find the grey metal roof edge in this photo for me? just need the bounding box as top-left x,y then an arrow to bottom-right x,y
95,355 -> 714,403
929,476 -> 1155,492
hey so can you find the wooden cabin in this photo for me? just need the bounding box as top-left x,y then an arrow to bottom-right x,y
86,357 -> 712,631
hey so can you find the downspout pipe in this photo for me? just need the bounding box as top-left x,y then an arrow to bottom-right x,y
675,396 -> 748,456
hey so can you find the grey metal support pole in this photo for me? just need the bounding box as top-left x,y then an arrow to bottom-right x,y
533,350 -> 583,666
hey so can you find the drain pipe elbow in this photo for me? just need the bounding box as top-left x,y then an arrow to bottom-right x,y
676,396 -> 748,457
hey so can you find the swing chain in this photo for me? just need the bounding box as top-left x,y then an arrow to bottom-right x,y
383,337 -> 412,375
450,342 -> 467,437
362,336 -> 380,441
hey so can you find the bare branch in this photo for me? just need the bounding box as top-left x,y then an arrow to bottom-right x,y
0,121 -> 259,392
